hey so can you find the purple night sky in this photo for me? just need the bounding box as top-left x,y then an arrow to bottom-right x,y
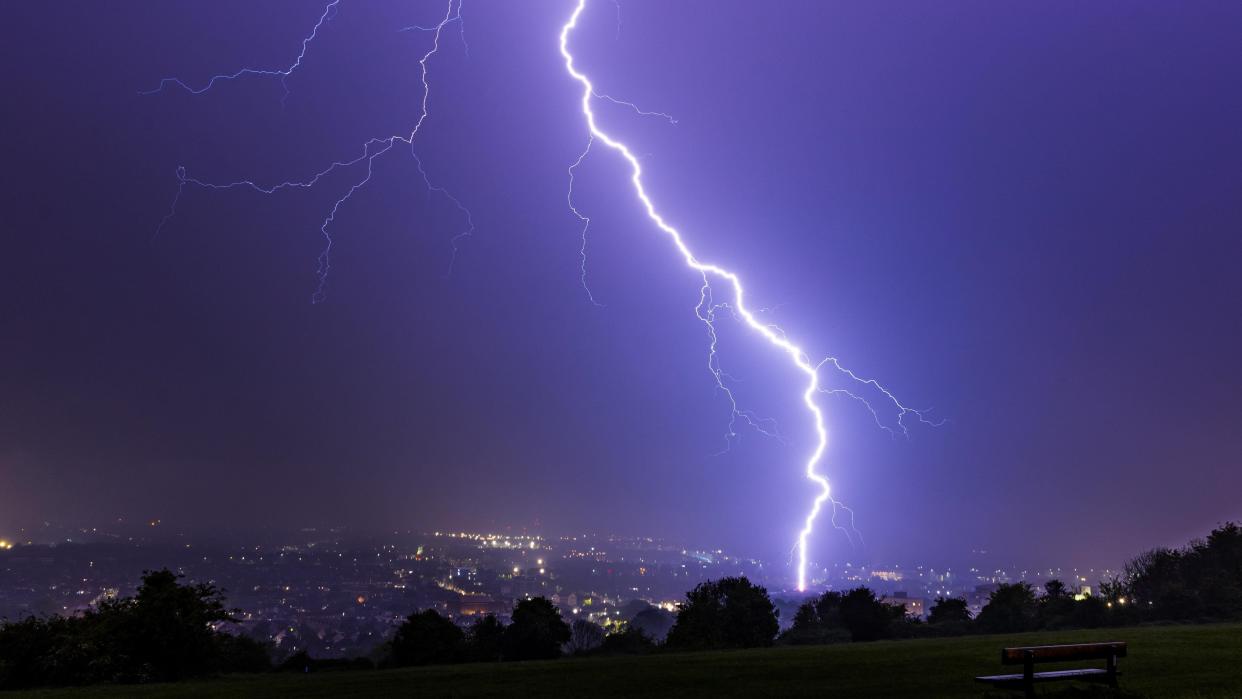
3,0 -> 1240,579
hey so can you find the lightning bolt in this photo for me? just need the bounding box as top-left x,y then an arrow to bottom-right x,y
139,0 -> 342,101
143,0 -> 935,593
560,0 -> 936,591
148,0 -> 473,301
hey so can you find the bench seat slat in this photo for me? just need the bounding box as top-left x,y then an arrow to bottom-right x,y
976,668 -> 1116,684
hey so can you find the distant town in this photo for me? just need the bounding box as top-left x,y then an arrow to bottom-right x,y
0,523 -> 1119,660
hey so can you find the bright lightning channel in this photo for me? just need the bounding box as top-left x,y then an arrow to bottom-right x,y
560,0 -> 937,591
149,0 -> 473,301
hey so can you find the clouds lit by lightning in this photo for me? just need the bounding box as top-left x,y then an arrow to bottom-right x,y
560,0 -> 935,591
148,0 -> 473,302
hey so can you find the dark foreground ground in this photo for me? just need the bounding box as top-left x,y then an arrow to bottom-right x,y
19,623 -> 1242,698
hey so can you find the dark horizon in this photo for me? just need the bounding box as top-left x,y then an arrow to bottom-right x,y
3,0 -> 1241,586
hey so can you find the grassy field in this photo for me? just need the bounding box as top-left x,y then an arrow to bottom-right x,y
19,623 -> 1242,698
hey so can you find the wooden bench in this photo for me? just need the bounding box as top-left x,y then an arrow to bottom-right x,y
975,641 -> 1126,697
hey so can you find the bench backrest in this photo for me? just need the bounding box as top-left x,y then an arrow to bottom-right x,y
1001,642 -> 1127,665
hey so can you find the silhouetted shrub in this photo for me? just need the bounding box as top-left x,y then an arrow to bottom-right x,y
600,626 -> 656,654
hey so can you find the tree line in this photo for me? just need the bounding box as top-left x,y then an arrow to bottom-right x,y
787,523 -> 1242,643
0,570 -> 268,688
3,523 -> 1239,689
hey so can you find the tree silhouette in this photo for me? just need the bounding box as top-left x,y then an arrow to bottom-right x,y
95,569 -> 240,681
388,609 -> 465,666
566,619 -> 605,654
0,568 -> 268,689
665,577 -> 779,650
838,587 -> 904,642
501,597 -> 571,661
784,600 -> 824,645
0,615 -> 90,688
1038,579 -> 1076,629
927,597 -> 971,625
976,582 -> 1038,633
464,614 -> 505,662
782,590 -> 851,645
1070,594 -> 1108,629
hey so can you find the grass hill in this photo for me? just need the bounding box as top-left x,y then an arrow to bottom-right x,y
21,622 -> 1242,698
